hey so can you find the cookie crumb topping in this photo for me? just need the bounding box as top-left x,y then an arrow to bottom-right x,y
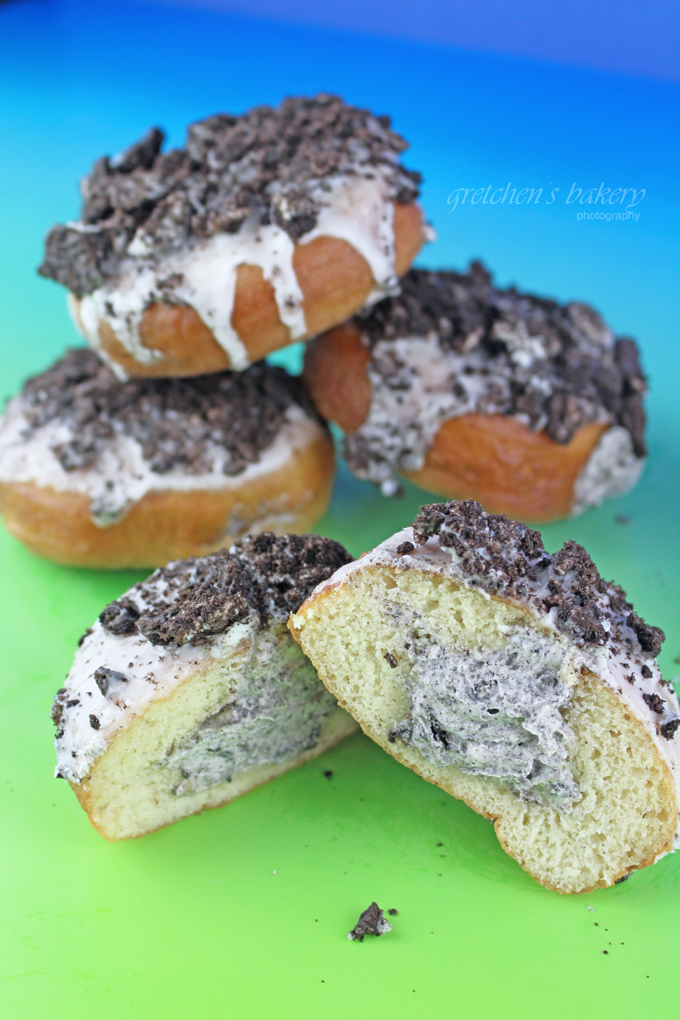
412,500 -> 663,656
344,264 -> 646,494
16,347 -> 320,477
100,533 -> 352,647
39,95 -> 420,296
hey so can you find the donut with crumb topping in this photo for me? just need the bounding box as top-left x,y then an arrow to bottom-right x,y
303,263 -> 647,521
39,95 -> 429,379
290,500 -> 680,893
0,349 -> 335,567
51,532 -> 358,840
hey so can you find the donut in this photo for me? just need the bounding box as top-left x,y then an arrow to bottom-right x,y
0,349 -> 334,568
38,95 -> 430,379
51,532 -> 358,840
303,263 -> 647,521
290,500 -> 680,893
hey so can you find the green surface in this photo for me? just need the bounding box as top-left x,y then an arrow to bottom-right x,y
2,450 -> 680,1020
2,3 -> 680,1018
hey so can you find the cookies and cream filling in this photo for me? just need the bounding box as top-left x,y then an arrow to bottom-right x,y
52,533 -> 352,785
0,350 -> 325,525
343,265 -> 647,508
162,624 -> 335,796
308,502 -> 680,819
385,608 -> 579,810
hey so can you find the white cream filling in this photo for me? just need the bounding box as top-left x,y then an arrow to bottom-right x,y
74,170 -> 408,373
0,398 -> 320,526
306,527 -> 680,840
163,625 -> 337,796
572,426 -> 645,515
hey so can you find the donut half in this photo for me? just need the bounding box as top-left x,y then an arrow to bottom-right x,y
51,533 -> 358,839
290,501 -> 680,893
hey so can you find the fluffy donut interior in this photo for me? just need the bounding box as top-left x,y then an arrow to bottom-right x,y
291,566 -> 676,893
77,622 -> 356,840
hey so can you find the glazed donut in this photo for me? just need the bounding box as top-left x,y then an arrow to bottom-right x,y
303,263 -> 647,522
51,533 -> 358,840
290,500 -> 680,893
39,95 -> 430,378
0,349 -> 335,568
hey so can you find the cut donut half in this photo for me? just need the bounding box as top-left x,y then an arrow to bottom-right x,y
52,533 -> 358,839
290,501 -> 680,892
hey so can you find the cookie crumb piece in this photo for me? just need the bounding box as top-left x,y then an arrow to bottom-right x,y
324,770 -> 333,779
384,652 -> 398,668
388,908 -> 398,916
347,902 -> 392,942
396,541 -> 415,555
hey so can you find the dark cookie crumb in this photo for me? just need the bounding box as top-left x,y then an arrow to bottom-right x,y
387,723 -> 413,744
347,902 -> 392,942
384,651 -> 398,668
388,908 -> 398,916
93,666 -> 129,696
658,717 -> 680,740
18,348 -> 321,477
627,614 -> 664,657
396,541 -> 415,555
39,95 -> 420,296
641,664 -> 653,679
411,500 -> 665,658
642,692 -> 665,714
89,714 -> 100,730
50,688 -> 68,736
100,597 -> 140,635
101,533 -> 352,647
324,770 -> 333,779
77,627 -> 93,648
615,875 -> 631,884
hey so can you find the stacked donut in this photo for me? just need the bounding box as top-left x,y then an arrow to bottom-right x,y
304,263 -> 648,521
0,95 -> 429,566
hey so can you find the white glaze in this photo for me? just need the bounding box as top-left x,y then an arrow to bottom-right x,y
573,426 -> 645,514
352,335 -> 498,495
302,174 -> 399,306
304,525 -> 680,838
0,399 -> 321,526
75,169 -> 414,370
350,332 -> 643,511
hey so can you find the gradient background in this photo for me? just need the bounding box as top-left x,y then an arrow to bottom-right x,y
1,2 -> 679,1018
